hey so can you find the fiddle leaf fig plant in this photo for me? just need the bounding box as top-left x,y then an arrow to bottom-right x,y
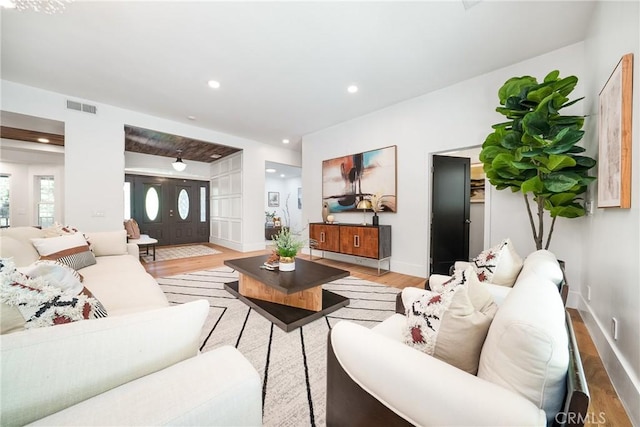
480,70 -> 596,250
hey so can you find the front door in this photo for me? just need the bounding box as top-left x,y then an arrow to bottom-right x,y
126,174 -> 209,246
430,155 -> 470,275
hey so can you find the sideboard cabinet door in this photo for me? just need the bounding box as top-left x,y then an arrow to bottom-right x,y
309,223 -> 340,252
339,226 -> 380,258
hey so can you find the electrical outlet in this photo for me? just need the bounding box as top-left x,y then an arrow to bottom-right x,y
587,285 -> 591,301
612,317 -> 619,340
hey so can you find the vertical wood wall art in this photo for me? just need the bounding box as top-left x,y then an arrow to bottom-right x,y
598,53 -> 633,208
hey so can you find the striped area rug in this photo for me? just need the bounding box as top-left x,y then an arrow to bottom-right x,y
141,244 -> 222,262
157,266 -> 400,427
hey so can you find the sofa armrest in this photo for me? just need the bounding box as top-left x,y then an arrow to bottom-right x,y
126,242 -> 139,258
1,301 -> 209,426
31,347 -> 262,427
328,321 -> 546,426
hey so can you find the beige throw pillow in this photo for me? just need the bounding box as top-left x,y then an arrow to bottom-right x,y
123,219 -> 141,239
404,267 -> 498,375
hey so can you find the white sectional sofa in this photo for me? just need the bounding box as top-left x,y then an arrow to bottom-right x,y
327,250 -> 589,426
0,226 -> 262,426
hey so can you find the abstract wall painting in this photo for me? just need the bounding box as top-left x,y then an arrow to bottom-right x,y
598,53 -> 633,209
322,145 -> 397,213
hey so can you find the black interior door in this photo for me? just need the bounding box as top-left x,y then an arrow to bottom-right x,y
430,155 -> 470,275
126,174 -> 209,246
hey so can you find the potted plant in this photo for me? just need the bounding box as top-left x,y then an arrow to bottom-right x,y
272,227 -> 305,271
265,211 -> 276,226
480,70 -> 596,250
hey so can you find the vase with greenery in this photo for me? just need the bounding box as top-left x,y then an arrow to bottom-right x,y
480,70 -> 596,250
272,227 -> 305,271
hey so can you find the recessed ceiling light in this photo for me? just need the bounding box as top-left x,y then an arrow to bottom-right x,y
282,139 -> 290,144
208,80 -> 221,89
37,138 -> 49,143
347,85 -> 359,94
187,115 -> 196,121
280,174 -> 285,178
266,168 -> 276,173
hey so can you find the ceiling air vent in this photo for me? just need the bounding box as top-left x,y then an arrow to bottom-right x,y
66,100 -> 97,114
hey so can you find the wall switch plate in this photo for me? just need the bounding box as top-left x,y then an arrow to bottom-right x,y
587,285 -> 591,301
612,317 -> 619,340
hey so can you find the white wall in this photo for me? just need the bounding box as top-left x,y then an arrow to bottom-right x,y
303,42 -> 586,279
581,1 -> 640,422
1,80 -> 301,250
265,175 -> 302,233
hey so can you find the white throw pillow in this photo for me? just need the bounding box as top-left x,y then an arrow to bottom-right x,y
31,233 -> 96,270
471,238 -> 523,287
18,260 -> 84,295
85,230 -> 128,257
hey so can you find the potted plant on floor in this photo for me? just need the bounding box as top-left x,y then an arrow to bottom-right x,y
480,70 -> 596,250
272,227 -> 305,271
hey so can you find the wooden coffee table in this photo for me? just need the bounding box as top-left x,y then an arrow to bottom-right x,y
224,255 -> 350,332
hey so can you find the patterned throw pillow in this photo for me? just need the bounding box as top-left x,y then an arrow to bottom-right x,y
31,234 -> 97,271
0,259 -> 107,330
42,223 -> 82,238
404,267 -> 497,374
471,238 -> 523,287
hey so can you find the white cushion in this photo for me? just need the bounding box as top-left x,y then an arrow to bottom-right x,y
31,348 -> 263,427
372,313 -> 406,343
0,300 -> 209,426
518,250 -> 564,287
79,255 -> 168,315
85,230 -> 128,256
478,270 -> 568,423
0,236 -> 40,267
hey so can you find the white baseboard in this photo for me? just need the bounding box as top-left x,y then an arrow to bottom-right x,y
209,237 -> 266,253
577,297 -> 640,426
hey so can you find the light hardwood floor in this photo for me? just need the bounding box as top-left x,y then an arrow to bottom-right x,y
143,243 -> 631,427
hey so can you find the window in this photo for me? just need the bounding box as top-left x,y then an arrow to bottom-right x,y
0,175 -> 9,227
37,176 -> 55,228
200,186 -> 206,222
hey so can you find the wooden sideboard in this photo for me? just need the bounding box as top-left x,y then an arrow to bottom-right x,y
309,223 -> 391,274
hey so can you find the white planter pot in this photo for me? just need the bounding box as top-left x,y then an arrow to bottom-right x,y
279,257 -> 295,271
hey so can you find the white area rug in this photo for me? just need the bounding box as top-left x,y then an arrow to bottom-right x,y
141,244 -> 222,262
157,266 -> 400,427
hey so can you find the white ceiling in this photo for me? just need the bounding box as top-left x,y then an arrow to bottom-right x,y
266,161 -> 301,179
1,1 -> 596,150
